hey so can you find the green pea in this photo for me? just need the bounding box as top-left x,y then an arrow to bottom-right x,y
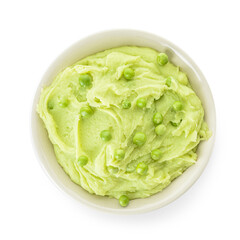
122,100 -> 131,109
166,77 -> 172,87
77,155 -> 88,167
80,106 -> 93,118
173,101 -> 183,111
136,98 -> 147,108
79,74 -> 92,87
108,166 -> 119,174
119,195 -> 129,207
151,149 -> 163,160
136,162 -> 148,175
157,53 -> 168,66
123,67 -> 135,80
133,132 -> 146,146
153,112 -> 163,125
100,130 -> 112,141
58,96 -> 69,108
114,149 -> 125,160
155,124 -> 166,136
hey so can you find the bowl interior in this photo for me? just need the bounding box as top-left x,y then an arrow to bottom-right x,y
32,30 -> 216,214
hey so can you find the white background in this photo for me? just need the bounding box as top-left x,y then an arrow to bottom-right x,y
1,0 -> 239,239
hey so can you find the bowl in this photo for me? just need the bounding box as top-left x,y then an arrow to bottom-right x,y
31,29 -> 216,214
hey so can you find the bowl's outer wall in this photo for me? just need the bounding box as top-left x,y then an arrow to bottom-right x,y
32,30 -> 216,214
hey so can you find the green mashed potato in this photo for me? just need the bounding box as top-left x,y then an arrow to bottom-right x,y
37,46 -> 211,207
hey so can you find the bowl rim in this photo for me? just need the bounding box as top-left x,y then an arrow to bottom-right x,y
31,29 -> 216,214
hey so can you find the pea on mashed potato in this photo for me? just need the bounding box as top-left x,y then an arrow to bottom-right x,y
37,46 -> 211,207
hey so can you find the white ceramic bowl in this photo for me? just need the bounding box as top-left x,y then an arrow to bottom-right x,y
31,29 -> 216,214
